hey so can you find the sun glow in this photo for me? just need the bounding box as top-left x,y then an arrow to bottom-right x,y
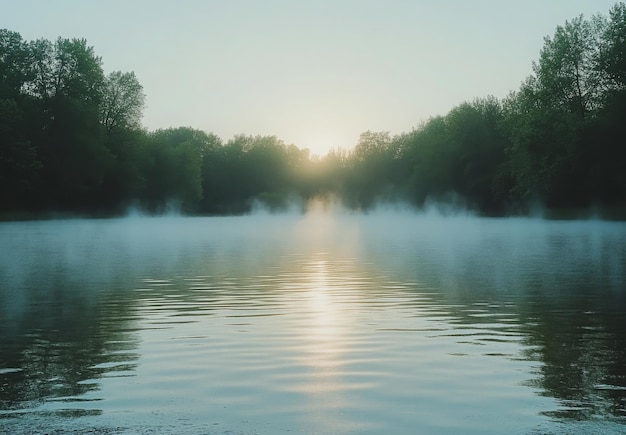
300,131 -> 352,157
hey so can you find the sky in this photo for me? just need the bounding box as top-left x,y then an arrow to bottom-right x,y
2,0 -> 620,155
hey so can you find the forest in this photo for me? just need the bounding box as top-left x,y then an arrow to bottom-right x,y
1,3 -> 625,218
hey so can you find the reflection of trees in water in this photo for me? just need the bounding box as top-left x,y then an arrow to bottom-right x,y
0,272 -> 140,415
414,279 -> 626,421
441,274 -> 625,422
518,290 -> 626,421
363,220 -> 626,423
1,216 -> 625,427
0,216 -> 288,418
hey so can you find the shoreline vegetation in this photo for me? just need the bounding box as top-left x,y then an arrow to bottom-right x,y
1,3 -> 625,220
2,206 -> 626,223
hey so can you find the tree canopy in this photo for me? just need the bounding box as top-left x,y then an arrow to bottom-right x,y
1,2 -> 625,218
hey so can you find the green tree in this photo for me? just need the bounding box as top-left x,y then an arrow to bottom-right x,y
444,98 -> 511,212
0,29 -> 31,99
0,30 -> 40,210
598,2 -> 626,91
139,127 -> 215,212
502,13 -> 610,208
398,117 -> 454,206
0,99 -> 40,209
581,2 -> 626,206
502,81 -> 581,206
234,135 -> 291,210
343,131 -> 398,209
24,36 -> 109,210
99,128 -> 149,211
100,71 -> 145,132
533,15 -> 604,120
25,37 -> 104,104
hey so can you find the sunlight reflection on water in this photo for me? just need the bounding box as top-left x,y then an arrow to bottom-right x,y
1,214 -> 625,433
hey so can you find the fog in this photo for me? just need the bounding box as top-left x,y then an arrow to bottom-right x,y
1,208 -> 624,307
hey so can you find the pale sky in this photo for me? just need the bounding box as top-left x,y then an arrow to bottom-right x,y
2,0 -> 619,155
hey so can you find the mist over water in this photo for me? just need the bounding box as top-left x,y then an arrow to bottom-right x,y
1,210 -> 625,433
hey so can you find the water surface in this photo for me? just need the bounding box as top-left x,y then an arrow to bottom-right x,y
1,213 -> 625,433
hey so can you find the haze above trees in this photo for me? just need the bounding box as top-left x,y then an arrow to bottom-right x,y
1,2 -> 625,217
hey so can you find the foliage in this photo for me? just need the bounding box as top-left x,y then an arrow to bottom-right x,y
502,3 -> 626,209
101,71 -> 145,132
1,2 -> 625,217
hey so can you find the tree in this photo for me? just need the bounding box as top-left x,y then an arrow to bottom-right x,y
444,97 -> 511,212
25,37 -> 104,104
598,2 -> 626,91
0,29 -> 30,99
0,98 -> 40,209
100,71 -> 145,132
23,37 -> 108,210
138,128 -> 217,212
343,131 -> 398,209
502,13 -> 611,208
398,117 -> 455,206
502,82 -> 582,206
582,2 -> 626,206
533,15 -> 604,120
237,135 -> 291,208
0,30 -> 40,210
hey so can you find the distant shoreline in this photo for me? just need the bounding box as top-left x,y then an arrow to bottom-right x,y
3,205 -> 626,223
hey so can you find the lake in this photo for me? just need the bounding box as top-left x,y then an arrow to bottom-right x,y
1,212 -> 625,434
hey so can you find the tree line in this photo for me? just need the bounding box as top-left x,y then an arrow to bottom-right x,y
1,2 -> 625,217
